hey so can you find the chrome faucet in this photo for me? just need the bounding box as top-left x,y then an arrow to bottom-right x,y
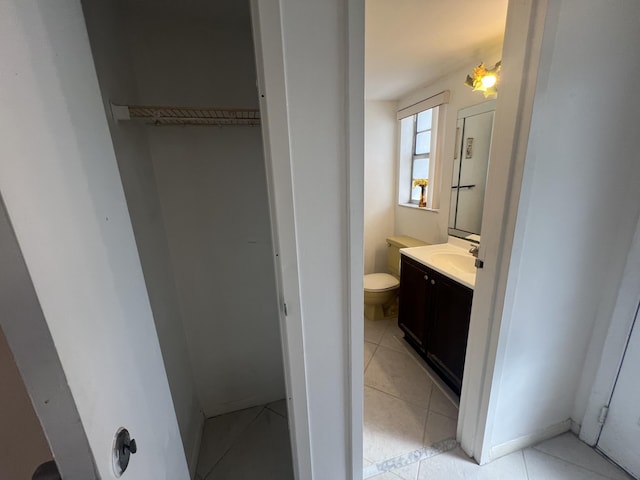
469,243 -> 480,258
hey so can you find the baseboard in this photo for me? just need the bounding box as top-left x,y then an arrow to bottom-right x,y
488,419 -> 572,462
570,419 -> 581,435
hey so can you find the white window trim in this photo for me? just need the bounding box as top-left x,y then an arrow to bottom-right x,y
397,91 -> 448,210
397,90 -> 450,120
408,110 -> 435,205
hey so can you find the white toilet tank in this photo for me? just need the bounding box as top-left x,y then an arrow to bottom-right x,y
386,236 -> 428,277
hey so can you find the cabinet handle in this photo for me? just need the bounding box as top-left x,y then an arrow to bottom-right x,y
424,274 -> 429,281
431,279 -> 436,285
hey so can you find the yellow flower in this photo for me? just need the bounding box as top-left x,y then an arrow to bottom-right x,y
413,178 -> 428,188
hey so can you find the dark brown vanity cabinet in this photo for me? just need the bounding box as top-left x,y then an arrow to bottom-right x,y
398,255 -> 473,395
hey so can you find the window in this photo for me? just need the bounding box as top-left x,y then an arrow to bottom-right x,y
410,108 -> 433,203
397,91 -> 448,210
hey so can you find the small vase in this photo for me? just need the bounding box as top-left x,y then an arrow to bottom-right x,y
419,185 -> 427,207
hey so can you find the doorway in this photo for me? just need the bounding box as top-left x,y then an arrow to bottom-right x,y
362,1 -> 507,476
81,0 -> 294,478
597,304 -> 640,479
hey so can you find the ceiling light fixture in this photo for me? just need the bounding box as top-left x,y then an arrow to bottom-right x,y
465,61 -> 501,97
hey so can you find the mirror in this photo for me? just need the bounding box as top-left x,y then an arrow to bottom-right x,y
448,100 -> 496,242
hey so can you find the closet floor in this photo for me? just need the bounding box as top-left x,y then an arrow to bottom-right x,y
195,400 -> 293,480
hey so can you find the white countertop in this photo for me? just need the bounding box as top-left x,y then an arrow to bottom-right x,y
400,240 -> 477,289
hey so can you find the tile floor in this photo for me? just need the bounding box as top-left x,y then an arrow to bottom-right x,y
363,317 -> 636,480
405,433 -> 636,480
195,399 -> 293,480
364,317 -> 459,478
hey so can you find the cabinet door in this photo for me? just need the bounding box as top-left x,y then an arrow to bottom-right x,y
398,256 -> 431,351
426,271 -> 473,394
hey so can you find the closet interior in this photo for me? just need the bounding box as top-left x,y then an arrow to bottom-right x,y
81,0 -> 293,478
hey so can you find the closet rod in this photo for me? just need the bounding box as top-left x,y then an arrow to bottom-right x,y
111,103 -> 261,126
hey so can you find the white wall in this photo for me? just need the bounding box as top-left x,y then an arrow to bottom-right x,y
0,1 -> 189,478
484,0 -> 640,453
394,43 -> 503,245
148,128 -> 285,415
0,327 -> 52,480
364,100 -> 396,274
123,0 -> 285,416
81,0 -> 203,471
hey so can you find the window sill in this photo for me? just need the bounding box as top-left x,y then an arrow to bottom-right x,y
398,203 -> 439,213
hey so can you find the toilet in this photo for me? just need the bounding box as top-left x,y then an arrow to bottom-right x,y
364,236 -> 427,321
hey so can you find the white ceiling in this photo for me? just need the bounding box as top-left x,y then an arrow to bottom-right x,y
365,0 -> 509,100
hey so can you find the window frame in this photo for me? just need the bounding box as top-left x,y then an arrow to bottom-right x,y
397,91 -> 448,211
409,108 -> 434,205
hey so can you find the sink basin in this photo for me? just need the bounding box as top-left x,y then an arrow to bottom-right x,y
430,252 -> 476,275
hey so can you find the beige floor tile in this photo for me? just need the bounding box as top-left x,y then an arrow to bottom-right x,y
364,386 -> 428,462
370,472 -> 405,480
387,461 -> 420,480
365,345 -> 433,406
379,322 -> 408,353
533,433 -> 633,480
206,409 -> 293,479
428,386 -> 458,420
365,342 -> 378,371
524,447 -> 612,480
423,411 -> 457,447
196,406 -> 263,478
417,447 -> 528,479
365,317 -> 394,344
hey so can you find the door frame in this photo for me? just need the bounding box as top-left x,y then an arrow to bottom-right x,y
253,0 -> 550,473
580,215 -> 640,445
457,0 -> 549,464
250,3 -> 312,478
250,1 -> 365,478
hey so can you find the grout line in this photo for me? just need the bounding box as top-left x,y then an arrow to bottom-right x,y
530,445 -> 629,479
364,384 -> 430,410
364,318 -> 395,345
364,342 -> 379,373
521,449 -> 531,480
421,382 -> 435,446
397,337 -> 460,409
202,406 -> 266,479
590,450 -> 637,480
363,341 -> 446,413
264,399 -> 288,419
415,454 -> 423,480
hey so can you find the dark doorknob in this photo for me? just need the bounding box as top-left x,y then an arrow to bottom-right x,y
113,428 -> 137,476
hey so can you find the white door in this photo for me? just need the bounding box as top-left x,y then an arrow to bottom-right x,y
0,2 -> 189,478
597,305 -> 640,478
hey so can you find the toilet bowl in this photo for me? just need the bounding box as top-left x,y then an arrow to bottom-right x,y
364,236 -> 427,321
363,273 -> 399,321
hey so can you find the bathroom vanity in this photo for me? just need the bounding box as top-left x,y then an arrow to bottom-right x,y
398,243 -> 475,395
396,100 -> 493,396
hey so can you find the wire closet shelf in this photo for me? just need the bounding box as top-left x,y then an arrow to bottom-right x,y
111,103 -> 261,127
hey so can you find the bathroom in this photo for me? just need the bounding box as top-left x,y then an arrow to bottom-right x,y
362,0 -> 506,474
